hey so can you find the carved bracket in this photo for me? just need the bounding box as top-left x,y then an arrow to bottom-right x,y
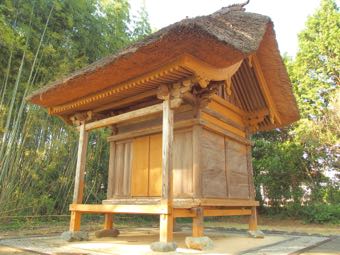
70,111 -> 106,126
244,108 -> 269,131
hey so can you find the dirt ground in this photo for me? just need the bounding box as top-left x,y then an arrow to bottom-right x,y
0,217 -> 339,254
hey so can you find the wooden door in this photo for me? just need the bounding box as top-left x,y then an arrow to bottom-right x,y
131,136 -> 149,196
130,134 -> 162,197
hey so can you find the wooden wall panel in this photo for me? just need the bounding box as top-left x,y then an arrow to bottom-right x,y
113,141 -> 132,197
149,134 -> 162,196
226,139 -> 250,199
131,136 -> 149,196
173,131 -> 193,196
207,100 -> 244,127
201,112 -> 245,137
201,129 -> 227,198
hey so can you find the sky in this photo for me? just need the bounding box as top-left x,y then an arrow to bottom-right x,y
130,0 -> 322,57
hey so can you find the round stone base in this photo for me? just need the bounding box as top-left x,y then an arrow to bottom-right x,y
95,228 -> 120,238
248,230 -> 265,238
150,241 -> 177,252
185,236 -> 213,250
60,231 -> 89,242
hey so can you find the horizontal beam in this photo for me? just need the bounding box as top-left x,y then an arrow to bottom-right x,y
84,103 -> 162,131
204,209 -> 251,217
173,208 -> 252,218
94,89 -> 157,113
83,100 -> 181,131
107,119 -> 198,142
69,204 -> 168,214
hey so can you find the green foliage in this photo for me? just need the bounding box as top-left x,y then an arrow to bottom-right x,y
289,0 -> 339,117
253,0 -> 339,223
0,0 -> 151,217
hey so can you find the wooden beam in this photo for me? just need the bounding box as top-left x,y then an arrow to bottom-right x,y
252,55 -> 281,125
94,89 -> 157,113
199,198 -> 259,207
73,122 -> 88,204
204,209 -> 251,217
107,119 -> 198,142
84,100 -> 182,131
173,209 -> 196,218
200,120 -> 251,146
84,103 -> 163,131
69,204 -> 168,214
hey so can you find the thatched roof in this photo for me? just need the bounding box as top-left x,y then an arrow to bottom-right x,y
27,6 -> 299,129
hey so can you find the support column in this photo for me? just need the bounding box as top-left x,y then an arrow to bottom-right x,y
62,122 -> 89,242
95,140 -> 120,238
249,206 -> 257,231
70,122 -> 88,232
192,207 -> 204,237
160,97 -> 174,243
151,88 -> 177,252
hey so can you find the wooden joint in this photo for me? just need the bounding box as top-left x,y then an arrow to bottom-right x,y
244,108 -> 269,131
157,84 -> 170,100
195,74 -> 210,88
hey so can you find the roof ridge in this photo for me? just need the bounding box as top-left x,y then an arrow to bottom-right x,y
212,0 -> 250,16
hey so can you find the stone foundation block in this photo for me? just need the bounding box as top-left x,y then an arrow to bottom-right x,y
150,242 -> 177,252
95,228 -> 120,238
185,236 -> 213,250
60,231 -> 89,242
248,230 -> 265,238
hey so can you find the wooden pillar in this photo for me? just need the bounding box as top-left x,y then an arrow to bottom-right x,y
159,97 -> 174,243
192,207 -> 204,237
107,142 -> 116,199
104,214 -> 113,230
249,206 -> 257,231
105,141 -> 116,230
192,125 -> 202,198
69,122 -> 88,232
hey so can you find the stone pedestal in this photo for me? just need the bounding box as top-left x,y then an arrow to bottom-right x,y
150,242 -> 177,252
60,231 -> 89,242
185,236 -> 213,250
95,228 -> 120,238
248,230 -> 265,238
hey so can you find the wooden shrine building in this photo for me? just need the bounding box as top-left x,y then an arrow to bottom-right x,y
27,5 -> 299,250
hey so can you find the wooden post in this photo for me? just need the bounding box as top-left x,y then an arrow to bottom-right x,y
104,214 -> 113,230
192,125 -> 202,198
159,96 -> 174,243
107,142 -> 116,199
192,207 -> 204,237
69,122 -> 88,232
104,141 -> 116,230
249,206 -> 257,231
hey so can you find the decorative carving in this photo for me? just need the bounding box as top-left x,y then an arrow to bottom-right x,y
70,111 -> 106,126
224,77 -> 233,96
196,75 -> 210,88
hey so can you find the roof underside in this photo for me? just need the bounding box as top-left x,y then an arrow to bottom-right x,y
27,7 -> 299,131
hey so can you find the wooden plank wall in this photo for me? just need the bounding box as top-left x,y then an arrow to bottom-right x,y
110,130 -> 193,198
107,97 -> 253,200
200,128 -> 250,199
112,140 -> 132,197
200,130 -> 227,198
